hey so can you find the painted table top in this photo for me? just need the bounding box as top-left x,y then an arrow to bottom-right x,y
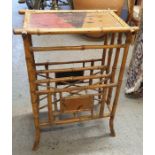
14,10 -> 138,34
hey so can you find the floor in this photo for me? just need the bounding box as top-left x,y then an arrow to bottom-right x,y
12,1 -> 143,155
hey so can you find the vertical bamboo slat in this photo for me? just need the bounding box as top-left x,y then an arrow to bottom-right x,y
47,92 -> 53,123
45,65 -> 53,123
98,34 -> 108,100
106,33 -> 123,106
99,33 -> 116,115
106,33 -> 116,73
89,61 -> 94,85
101,34 -> 108,66
99,88 -> 108,117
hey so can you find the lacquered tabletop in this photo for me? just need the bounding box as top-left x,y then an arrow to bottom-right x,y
14,10 -> 138,34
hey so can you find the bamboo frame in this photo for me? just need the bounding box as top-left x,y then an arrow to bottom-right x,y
14,10 -> 137,150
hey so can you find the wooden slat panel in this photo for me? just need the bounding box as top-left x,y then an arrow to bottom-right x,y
61,95 -> 93,113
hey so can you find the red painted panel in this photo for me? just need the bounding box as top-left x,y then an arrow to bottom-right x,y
29,13 -> 74,28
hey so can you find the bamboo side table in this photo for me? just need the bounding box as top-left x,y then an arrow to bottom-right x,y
14,10 -> 138,150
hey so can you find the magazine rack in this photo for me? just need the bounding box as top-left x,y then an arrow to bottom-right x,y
14,10 -> 138,150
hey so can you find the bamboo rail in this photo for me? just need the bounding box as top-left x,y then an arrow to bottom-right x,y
110,11 -> 130,28
19,9 -> 118,14
31,44 -> 126,52
35,73 -> 111,84
36,83 -> 118,94
40,113 -> 111,127
36,65 -> 107,74
14,27 -> 139,35
35,58 -> 102,66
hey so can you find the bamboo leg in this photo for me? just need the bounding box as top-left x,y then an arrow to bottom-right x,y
109,33 -> 132,136
22,34 -> 40,150
32,119 -> 40,151
109,116 -> 115,136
